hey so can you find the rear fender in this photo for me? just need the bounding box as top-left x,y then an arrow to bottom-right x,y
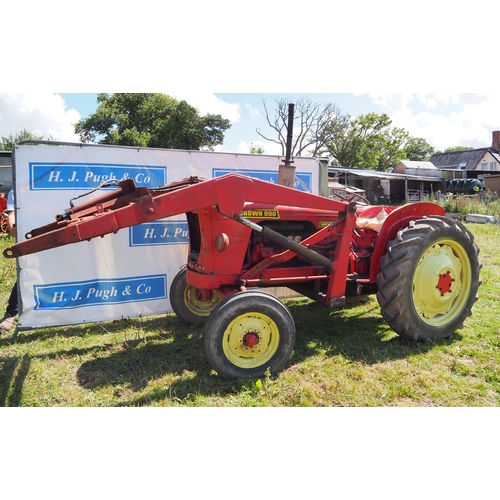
368,202 -> 445,282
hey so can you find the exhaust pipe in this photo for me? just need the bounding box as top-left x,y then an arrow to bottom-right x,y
278,103 -> 296,189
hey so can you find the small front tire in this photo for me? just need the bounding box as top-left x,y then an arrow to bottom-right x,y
169,268 -> 222,324
203,291 -> 296,379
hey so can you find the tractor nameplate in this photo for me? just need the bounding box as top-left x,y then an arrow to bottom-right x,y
240,209 -> 280,219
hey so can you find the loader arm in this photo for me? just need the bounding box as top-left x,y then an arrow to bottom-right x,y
4,173 -> 351,259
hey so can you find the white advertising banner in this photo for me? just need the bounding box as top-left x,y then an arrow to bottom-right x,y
13,143 -> 321,329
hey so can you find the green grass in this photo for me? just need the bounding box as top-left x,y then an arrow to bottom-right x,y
1,222 -> 499,407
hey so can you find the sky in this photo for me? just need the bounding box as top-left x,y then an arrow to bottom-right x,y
1,92 -> 500,158
2,1 -> 499,159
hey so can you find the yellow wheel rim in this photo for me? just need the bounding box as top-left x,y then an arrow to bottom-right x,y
412,239 -> 472,326
222,312 -> 280,369
184,285 -> 221,317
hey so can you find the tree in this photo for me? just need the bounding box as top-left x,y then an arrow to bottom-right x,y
325,113 -> 430,171
376,126 -> 414,171
403,137 -> 435,161
255,97 -> 438,171
0,128 -> 45,151
256,97 -> 341,157
74,93 -> 231,151
326,113 -> 390,170
249,143 -> 265,154
434,145 -> 473,154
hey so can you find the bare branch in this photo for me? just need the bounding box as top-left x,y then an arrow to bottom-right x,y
256,99 -> 287,154
256,97 -> 344,158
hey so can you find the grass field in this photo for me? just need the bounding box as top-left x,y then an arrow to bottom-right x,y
1,221 -> 499,407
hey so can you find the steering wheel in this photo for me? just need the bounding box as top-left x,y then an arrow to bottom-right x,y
330,188 -> 370,206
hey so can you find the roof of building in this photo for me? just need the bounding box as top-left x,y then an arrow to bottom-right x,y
328,166 -> 442,182
397,160 -> 438,170
430,148 -> 498,169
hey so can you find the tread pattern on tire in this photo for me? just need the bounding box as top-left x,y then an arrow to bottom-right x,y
376,216 -> 482,341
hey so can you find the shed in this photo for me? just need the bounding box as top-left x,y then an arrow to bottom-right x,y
394,160 -> 441,178
328,167 -> 443,204
0,150 -> 13,193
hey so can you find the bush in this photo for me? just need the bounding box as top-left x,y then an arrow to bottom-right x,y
430,191 -> 500,221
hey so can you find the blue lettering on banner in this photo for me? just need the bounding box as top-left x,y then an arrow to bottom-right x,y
129,220 -> 189,247
33,274 -> 167,310
29,162 -> 167,190
212,168 -> 312,192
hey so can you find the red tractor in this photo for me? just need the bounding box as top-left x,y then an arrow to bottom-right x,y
4,173 -> 481,379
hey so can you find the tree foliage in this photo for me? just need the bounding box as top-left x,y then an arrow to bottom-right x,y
0,128 -> 45,151
325,112 -> 415,171
249,143 -> 265,154
404,137 -> 436,161
74,93 -> 231,151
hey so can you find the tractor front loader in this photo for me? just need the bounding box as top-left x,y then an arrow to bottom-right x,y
4,173 -> 481,379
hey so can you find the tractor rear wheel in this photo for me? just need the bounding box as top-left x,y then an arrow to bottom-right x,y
203,291 -> 296,379
170,268 -> 222,324
376,216 -> 481,341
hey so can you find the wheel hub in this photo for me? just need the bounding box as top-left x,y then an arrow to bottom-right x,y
243,332 -> 260,348
436,270 -> 454,296
413,242 -> 464,320
223,313 -> 280,366
195,289 -> 214,302
184,285 -> 221,316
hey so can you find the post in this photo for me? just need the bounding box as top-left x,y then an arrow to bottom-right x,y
278,103 -> 296,188
318,158 -> 329,198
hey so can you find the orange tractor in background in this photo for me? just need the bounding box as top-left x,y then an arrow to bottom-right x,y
0,196 -> 8,234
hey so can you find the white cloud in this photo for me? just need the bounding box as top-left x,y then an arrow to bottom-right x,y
0,93 -> 81,143
166,91 -> 241,123
245,102 -> 261,118
364,93 -> 415,109
415,93 -> 461,108
365,93 -> 463,111
364,93 -> 500,151
235,139 -> 282,156
236,140 -> 251,154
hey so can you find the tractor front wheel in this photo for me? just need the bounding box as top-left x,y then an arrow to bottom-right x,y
170,268 -> 222,324
203,291 -> 296,379
376,216 -> 481,341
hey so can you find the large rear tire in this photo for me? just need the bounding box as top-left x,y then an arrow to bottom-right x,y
203,291 -> 296,379
376,216 -> 481,341
169,268 -> 222,324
